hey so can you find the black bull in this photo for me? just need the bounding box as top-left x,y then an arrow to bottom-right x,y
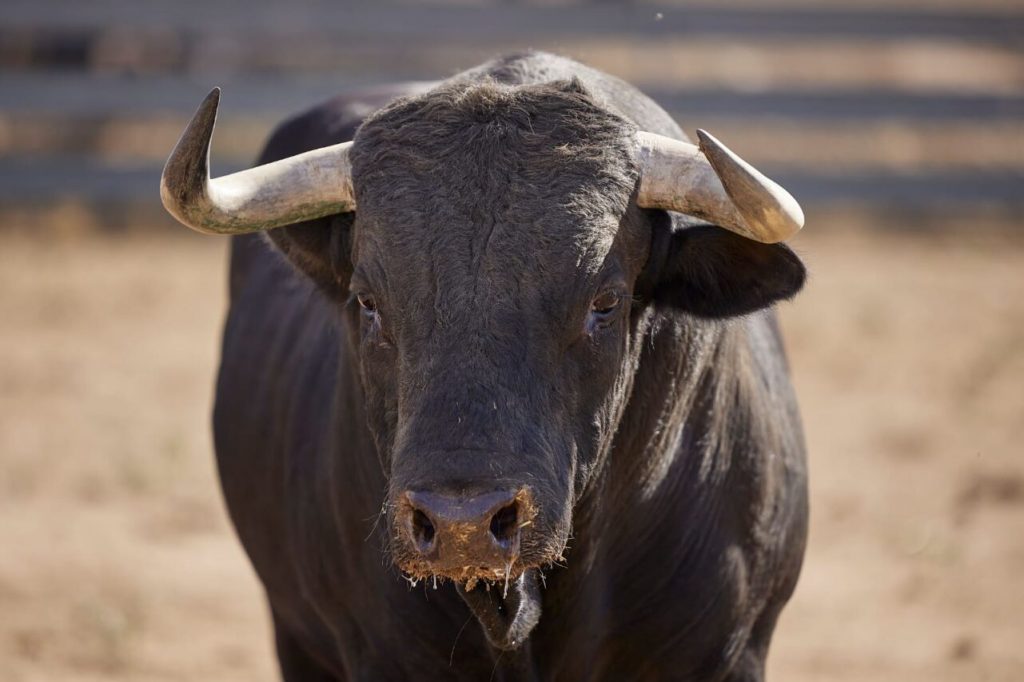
212,52 -> 808,681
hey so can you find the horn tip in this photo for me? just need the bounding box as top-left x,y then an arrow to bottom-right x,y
695,128 -> 804,243
694,128 -> 720,157
160,88 -> 225,233
198,87 -> 222,121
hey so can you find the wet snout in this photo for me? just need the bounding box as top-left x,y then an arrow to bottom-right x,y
400,488 -> 533,577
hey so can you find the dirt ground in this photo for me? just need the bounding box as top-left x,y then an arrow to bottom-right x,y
1,226 -> 1022,681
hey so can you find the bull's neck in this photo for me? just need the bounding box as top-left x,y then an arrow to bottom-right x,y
567,312 -> 737,571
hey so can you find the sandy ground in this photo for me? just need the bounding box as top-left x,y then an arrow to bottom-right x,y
1,227 -> 1022,681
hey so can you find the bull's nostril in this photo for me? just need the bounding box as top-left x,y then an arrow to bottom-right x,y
411,508 -> 436,553
489,502 -> 519,547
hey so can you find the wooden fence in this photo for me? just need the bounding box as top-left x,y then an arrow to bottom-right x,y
2,0 -> 1021,231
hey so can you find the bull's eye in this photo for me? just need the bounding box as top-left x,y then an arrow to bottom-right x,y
586,290 -> 623,333
354,291 -> 391,345
591,291 -> 621,316
356,292 -> 382,331
356,293 -> 377,314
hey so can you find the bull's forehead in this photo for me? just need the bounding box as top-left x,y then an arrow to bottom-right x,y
355,154 -> 626,284
349,79 -> 640,312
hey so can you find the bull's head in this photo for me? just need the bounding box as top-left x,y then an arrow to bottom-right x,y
161,80 -> 805,649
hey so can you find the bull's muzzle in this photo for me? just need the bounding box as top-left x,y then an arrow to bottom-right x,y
398,488 -> 535,581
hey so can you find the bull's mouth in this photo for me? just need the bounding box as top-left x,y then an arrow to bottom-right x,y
456,569 -> 542,651
387,490 -> 564,649
397,557 -> 529,592
397,553 -> 542,650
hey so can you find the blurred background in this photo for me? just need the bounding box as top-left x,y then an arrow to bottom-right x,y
1,1 -> 1021,680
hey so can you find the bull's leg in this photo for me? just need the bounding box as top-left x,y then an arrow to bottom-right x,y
272,615 -> 340,682
722,605 -> 783,682
722,649 -> 767,682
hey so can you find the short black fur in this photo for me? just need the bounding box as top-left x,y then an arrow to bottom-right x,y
214,51 -> 808,682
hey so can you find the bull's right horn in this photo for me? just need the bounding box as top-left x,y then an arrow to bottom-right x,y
635,130 -> 804,243
160,88 -> 356,235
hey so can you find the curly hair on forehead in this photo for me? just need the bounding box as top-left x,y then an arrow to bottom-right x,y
353,76 -> 637,159
349,77 -> 640,220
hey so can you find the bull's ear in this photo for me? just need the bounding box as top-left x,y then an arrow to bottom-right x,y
649,224 -> 805,318
264,212 -> 354,299
258,111 -> 356,300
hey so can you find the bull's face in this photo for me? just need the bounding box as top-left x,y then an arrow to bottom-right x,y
160,74 -> 806,651
348,82 -> 646,604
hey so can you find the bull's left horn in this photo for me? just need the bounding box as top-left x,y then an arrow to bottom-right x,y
160,88 -> 356,235
635,130 -> 803,243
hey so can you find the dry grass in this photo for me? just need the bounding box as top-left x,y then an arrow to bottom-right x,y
771,228 -> 1024,681
1,227 -> 1022,680
0,233 -> 271,681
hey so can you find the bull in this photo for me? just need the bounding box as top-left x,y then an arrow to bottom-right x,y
160,52 -> 808,681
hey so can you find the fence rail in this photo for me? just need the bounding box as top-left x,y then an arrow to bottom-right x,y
4,2 -> 1023,43
1,1 -> 1021,228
